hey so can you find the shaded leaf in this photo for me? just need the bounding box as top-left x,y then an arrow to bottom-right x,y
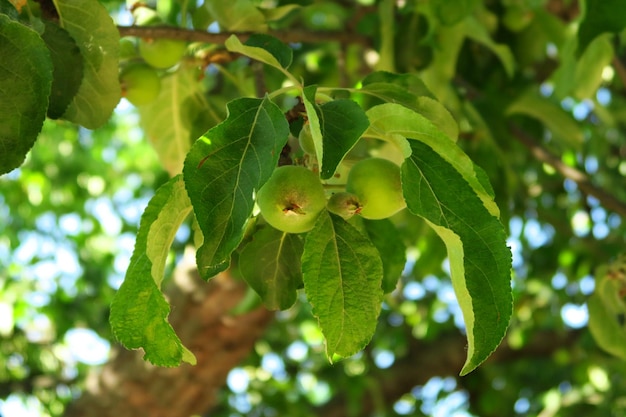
0,14 -> 52,175
363,219 -> 407,294
302,212 -> 384,359
239,227 -> 304,310
402,141 -> 512,375
110,175 -> 196,366
40,20 -> 83,119
578,0 -> 626,56
182,97 -> 289,278
317,100 -> 369,180
53,0 -> 120,128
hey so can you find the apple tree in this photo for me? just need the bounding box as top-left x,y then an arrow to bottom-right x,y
2,0 -> 626,416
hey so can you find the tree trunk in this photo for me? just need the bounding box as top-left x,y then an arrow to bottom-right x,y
64,249 -> 274,417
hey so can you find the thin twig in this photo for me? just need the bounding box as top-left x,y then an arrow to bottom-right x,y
510,124 -> 626,218
117,25 -> 372,47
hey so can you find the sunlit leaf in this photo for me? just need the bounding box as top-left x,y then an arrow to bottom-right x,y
402,141 -> 512,375
183,97 -> 289,278
0,14 -> 52,175
302,211 -> 384,359
110,175 -> 196,367
225,34 -> 294,72
139,66 -> 207,176
53,0 -> 120,128
366,103 -> 496,213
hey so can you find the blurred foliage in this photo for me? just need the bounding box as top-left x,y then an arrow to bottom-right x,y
2,0 -> 626,416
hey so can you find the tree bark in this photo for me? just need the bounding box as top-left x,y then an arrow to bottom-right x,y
63,249 -> 274,417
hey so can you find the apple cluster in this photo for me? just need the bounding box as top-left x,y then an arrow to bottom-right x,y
256,157 -> 406,234
118,5 -> 187,106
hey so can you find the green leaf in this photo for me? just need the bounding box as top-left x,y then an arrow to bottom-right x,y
360,72 -> 459,141
182,97 -> 289,278
244,34 -> 292,69
363,219 -> 407,294
506,89 -> 583,149
366,103 -> 496,213
301,85 -> 324,165
464,16 -> 515,78
110,175 -> 196,366
588,260 -> 626,360
578,0 -> 626,56
40,20 -> 84,119
53,0 -> 120,128
432,0 -> 473,26
206,0 -> 267,31
401,141 -> 512,375
0,14 -> 52,175
239,227 -> 304,310
572,34 -> 613,100
317,100 -> 369,180
302,212 -> 384,359
225,34 -> 292,71
259,4 -> 300,22
139,67 -> 207,176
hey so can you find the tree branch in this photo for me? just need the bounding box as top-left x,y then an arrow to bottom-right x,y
510,124 -> 626,218
63,249 -> 274,417
117,25 -> 372,47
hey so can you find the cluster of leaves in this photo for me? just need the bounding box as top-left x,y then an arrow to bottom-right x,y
0,0 -> 120,175
107,33 -> 512,376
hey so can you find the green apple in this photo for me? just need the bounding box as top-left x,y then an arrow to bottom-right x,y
327,192 -> 362,220
119,63 -> 161,106
257,165 -> 326,233
139,38 -> 187,69
346,157 -> 406,219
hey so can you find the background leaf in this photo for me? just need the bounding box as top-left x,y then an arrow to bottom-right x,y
206,0 -> 267,31
139,67 -> 208,176
507,89 -> 583,149
302,212 -> 384,359
401,141 -> 512,375
110,175 -> 196,366
239,227 -> 303,310
53,0 -> 120,128
578,0 -> 626,56
183,97 -> 289,278
0,14 -> 52,175
40,20 -> 84,119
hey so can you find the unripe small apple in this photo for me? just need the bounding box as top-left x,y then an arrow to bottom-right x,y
346,158 -> 406,219
327,192 -> 362,220
257,165 -> 326,233
139,38 -> 187,69
119,62 -> 161,106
